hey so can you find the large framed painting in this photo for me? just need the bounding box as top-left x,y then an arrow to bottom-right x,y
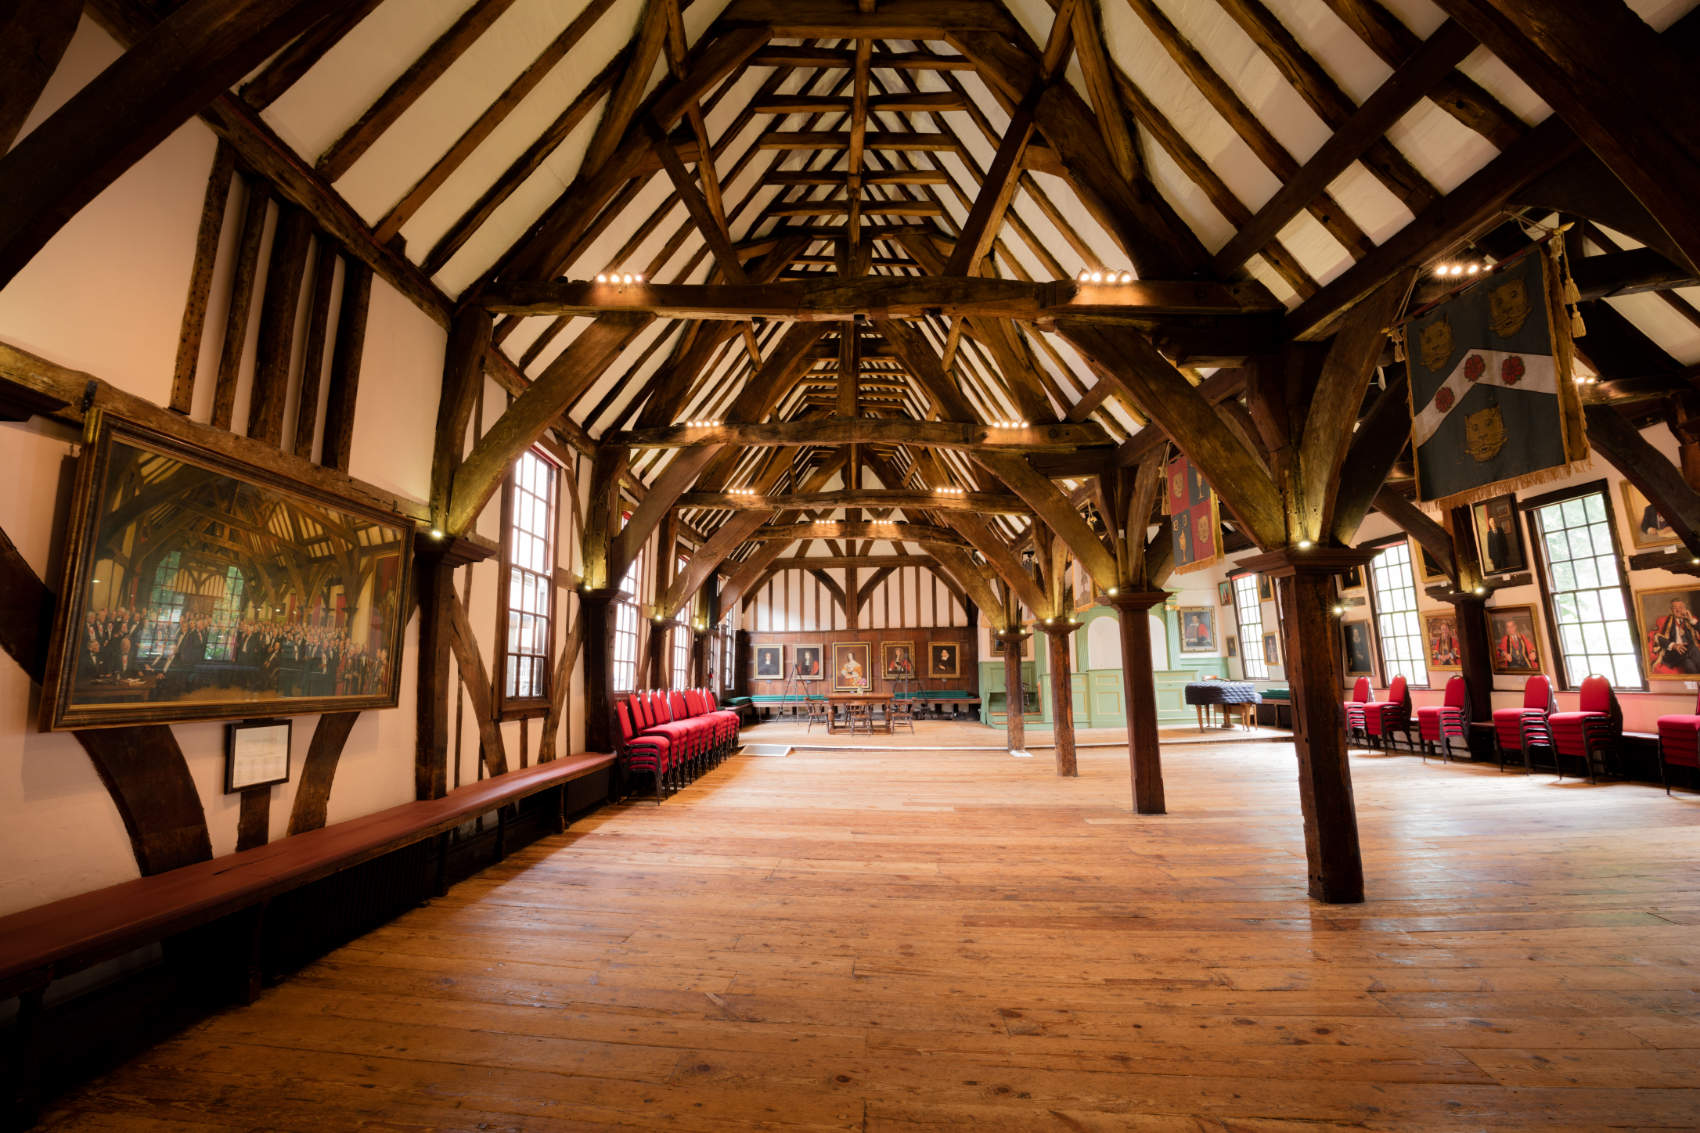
1487,604 -> 1543,675
1636,585 -> 1700,677
882,641 -> 917,680
833,641 -> 872,691
1622,481 -> 1681,550
1472,493 -> 1526,576
1422,611 -> 1462,671
793,644 -> 823,680
928,640 -> 960,678
1262,632 -> 1280,667
1341,618 -> 1375,678
1178,607 -> 1216,653
753,644 -> 783,679
1414,539 -> 1449,584
42,417 -> 412,731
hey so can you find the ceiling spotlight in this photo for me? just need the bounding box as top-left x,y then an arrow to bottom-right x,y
1090,271 -> 1104,283
1297,539 -> 1312,550
633,273 -> 644,283
1332,605 -> 1344,616
1466,264 -> 1480,275
1077,269 -> 1091,282
1473,585 -> 1486,596
595,273 -> 607,283
1118,272 -> 1133,283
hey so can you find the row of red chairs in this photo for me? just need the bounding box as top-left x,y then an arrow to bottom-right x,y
614,689 -> 740,800
1344,673 -> 1629,781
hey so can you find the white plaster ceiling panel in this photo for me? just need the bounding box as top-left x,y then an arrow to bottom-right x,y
518,314 -> 586,377
1373,0 -> 1447,38
1139,143 -> 1235,254
569,318 -> 681,434
1383,97 -> 1500,197
262,0 -> 469,159
1100,8 -> 1282,225
1260,0 -> 1395,104
1162,0 -> 1332,165
333,0 -> 585,226
1325,161 -> 1412,247
1605,292 -> 1700,367
1452,48 -> 1548,126
396,3 -> 635,269
1622,0 -> 1700,29
1272,209 -> 1349,286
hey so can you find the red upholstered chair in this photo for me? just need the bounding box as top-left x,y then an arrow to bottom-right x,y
615,699 -> 669,801
1416,675 -> 1469,763
1362,675 -> 1413,750
1656,690 -> 1700,794
1343,677 -> 1372,744
701,689 -> 741,759
1493,674 -> 1554,774
1547,674 -> 1622,782
642,691 -> 696,789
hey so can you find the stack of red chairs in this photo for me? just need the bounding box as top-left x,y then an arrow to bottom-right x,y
1547,674 -> 1621,782
1416,675 -> 1469,763
1656,690 -> 1700,794
1343,676 -> 1372,745
1362,675 -> 1413,750
1493,674 -> 1554,773
613,688 -> 741,800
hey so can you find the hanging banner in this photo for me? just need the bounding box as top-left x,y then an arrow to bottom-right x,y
1166,452 -> 1220,575
1405,243 -> 1589,508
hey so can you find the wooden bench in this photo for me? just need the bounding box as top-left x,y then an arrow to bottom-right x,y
0,752 -> 612,1117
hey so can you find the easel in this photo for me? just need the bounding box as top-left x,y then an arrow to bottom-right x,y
779,663 -> 805,719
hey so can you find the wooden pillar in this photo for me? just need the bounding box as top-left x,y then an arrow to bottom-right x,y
579,587 -> 618,753
1039,624 -> 1078,777
414,546 -> 454,801
1449,594 -> 1494,729
1111,591 -> 1168,815
733,629 -> 752,697
690,629 -> 709,686
1242,546 -> 1375,904
644,619 -> 668,689
998,629 -> 1028,752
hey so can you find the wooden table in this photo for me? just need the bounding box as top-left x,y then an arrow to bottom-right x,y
826,693 -> 893,733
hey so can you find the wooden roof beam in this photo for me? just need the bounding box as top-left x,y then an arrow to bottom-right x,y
676,489 -> 1029,513
621,418 -> 1111,452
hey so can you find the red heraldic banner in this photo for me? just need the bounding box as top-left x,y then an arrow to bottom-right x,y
1166,452 -> 1221,575
1405,244 -> 1588,508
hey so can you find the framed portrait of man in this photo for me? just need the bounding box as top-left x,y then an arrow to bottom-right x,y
1637,586 -> 1700,678
1622,481 -> 1681,550
753,644 -> 783,679
1257,574 -> 1273,602
928,640 -> 960,678
1487,605 -> 1542,675
1263,632 -> 1280,666
1472,494 -> 1526,575
1341,618 -> 1374,677
1178,607 -> 1216,653
793,644 -> 823,680
1422,611 -> 1462,671
882,641 -> 917,680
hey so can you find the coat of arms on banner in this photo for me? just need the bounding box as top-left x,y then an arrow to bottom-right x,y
1403,243 -> 1589,508
1166,452 -> 1220,574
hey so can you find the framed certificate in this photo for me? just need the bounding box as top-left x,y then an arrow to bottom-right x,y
225,719 -> 292,792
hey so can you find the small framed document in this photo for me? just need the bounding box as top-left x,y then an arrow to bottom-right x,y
225,719 -> 292,792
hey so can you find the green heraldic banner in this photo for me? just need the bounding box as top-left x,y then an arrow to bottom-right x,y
1404,245 -> 1588,509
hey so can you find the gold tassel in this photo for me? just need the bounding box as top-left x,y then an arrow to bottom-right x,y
1572,309 -> 1587,338
1390,324 -> 1407,364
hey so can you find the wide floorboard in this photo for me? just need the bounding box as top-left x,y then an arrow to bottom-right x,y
39,725 -> 1700,1131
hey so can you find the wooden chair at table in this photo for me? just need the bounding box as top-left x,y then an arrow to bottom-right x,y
847,701 -> 873,735
804,697 -> 829,732
889,697 -> 915,734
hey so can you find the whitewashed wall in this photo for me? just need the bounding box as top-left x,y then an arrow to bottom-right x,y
747,565 -> 969,631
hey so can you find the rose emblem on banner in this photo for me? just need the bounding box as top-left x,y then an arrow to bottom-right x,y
1464,353 -> 1486,383
1501,355 -> 1525,385
1435,387 -> 1455,413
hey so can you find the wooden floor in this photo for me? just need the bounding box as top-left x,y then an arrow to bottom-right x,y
39,726 -> 1700,1131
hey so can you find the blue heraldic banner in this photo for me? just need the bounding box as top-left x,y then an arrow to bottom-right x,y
1405,245 -> 1588,508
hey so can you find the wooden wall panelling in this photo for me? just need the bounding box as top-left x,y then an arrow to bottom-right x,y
210,181 -> 271,431
289,241 -> 338,460
320,259 -> 371,473
171,143 -> 238,414
743,626 -> 979,697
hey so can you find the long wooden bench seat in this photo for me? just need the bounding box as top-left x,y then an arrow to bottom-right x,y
0,751 -> 613,1003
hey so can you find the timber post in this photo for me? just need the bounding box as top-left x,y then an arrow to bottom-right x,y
1110,590 -> 1169,815
413,533 -> 490,800
578,587 -> 619,753
997,629 -> 1029,752
1241,546 -> 1376,903
1037,621 -> 1079,777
